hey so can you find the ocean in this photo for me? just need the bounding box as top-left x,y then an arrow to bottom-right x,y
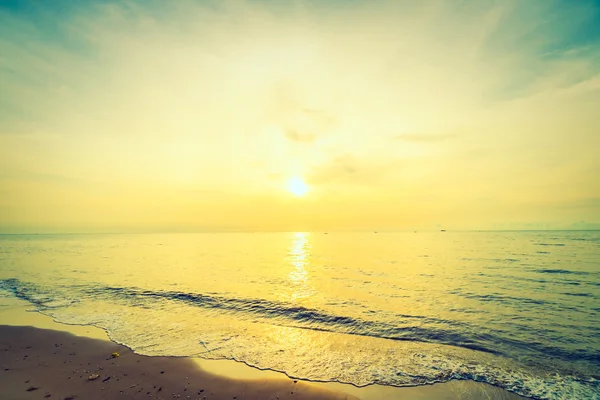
0,231 -> 598,399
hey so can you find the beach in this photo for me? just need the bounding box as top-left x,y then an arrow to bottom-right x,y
1,231 -> 598,399
2,0 -> 599,397
0,324 -> 353,400
0,304 -> 525,400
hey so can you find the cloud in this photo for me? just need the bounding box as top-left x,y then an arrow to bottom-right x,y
558,197 -> 600,211
307,154 -> 403,188
264,85 -> 338,144
281,108 -> 337,143
283,129 -> 317,143
0,170 -> 82,186
393,133 -> 457,143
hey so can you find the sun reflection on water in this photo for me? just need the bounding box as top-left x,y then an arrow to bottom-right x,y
285,232 -> 314,303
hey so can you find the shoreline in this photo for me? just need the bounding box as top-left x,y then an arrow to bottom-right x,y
0,301 -> 526,400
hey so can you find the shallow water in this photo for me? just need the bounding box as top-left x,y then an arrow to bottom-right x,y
1,231 -> 599,399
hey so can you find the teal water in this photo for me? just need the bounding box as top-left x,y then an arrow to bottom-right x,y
0,231 -> 599,399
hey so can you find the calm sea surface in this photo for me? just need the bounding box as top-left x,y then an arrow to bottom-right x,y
0,231 -> 599,399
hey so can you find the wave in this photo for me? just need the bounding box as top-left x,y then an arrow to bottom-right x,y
2,277 -> 600,399
534,269 -> 590,275
79,285 -> 508,356
3,278 -> 598,363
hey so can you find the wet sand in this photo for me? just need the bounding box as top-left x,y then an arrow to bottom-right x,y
0,304 -> 525,400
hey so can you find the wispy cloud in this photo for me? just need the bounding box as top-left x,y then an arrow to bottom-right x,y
283,129 -> 317,143
307,154 -> 404,189
393,133 -> 457,143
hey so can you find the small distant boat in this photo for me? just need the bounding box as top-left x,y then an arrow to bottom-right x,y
441,229 -> 446,232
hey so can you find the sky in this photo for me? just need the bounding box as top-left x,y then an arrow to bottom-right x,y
1,0 -> 599,233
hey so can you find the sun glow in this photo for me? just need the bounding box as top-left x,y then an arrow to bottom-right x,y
287,177 -> 309,197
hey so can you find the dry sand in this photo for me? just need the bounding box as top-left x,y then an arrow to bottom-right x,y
0,304 -> 526,400
0,325 -> 357,400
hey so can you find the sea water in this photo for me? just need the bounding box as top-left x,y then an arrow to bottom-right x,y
0,231 -> 598,399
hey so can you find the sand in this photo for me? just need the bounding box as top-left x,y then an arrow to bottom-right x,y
0,303 -> 526,400
1,325 -> 359,400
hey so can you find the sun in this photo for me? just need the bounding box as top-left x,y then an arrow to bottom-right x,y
287,177 -> 309,197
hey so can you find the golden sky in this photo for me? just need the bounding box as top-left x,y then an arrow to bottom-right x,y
1,0 -> 599,232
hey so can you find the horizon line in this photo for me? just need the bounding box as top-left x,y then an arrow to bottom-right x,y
1,229 -> 599,235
